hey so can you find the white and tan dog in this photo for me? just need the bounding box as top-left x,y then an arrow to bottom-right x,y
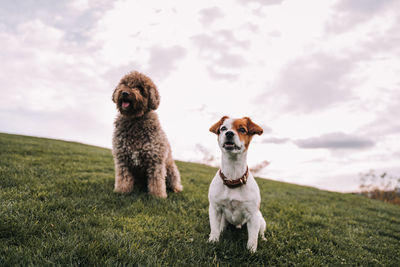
208,116 -> 266,252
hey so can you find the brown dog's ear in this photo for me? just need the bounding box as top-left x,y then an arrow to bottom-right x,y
148,84 -> 160,110
124,71 -> 160,110
136,72 -> 160,110
244,117 -> 263,136
112,87 -> 119,103
209,116 -> 229,134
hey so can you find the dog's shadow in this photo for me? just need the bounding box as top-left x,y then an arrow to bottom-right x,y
221,223 -> 248,241
209,223 -> 262,256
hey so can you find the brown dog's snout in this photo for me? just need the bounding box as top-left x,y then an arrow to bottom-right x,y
122,91 -> 130,98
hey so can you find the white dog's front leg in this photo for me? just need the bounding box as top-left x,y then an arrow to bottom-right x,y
258,211 -> 267,241
208,204 -> 222,242
246,214 -> 261,253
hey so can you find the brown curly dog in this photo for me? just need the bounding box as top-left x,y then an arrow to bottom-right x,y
112,71 -> 183,198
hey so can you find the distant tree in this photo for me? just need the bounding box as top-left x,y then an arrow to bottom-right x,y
250,160 -> 270,175
195,144 -> 217,166
359,170 -> 400,205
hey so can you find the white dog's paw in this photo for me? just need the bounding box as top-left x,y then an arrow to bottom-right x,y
247,241 -> 257,253
208,235 -> 219,243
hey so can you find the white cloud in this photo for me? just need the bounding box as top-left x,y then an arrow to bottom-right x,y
294,132 -> 375,150
327,0 -> 398,33
69,0 -> 90,12
0,17 -> 115,146
146,45 -> 187,80
198,7 -> 224,26
261,137 -> 289,144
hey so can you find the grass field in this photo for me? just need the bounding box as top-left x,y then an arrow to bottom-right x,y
1,132 -> 400,266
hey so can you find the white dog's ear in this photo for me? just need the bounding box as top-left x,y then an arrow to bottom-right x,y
244,117 -> 263,136
209,116 -> 229,134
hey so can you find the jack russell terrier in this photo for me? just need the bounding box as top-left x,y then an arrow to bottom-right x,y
208,116 -> 266,252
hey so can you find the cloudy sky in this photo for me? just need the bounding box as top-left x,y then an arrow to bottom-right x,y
1,0 -> 399,192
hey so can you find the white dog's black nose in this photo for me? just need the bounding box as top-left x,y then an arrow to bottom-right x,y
225,131 -> 234,138
122,91 -> 130,97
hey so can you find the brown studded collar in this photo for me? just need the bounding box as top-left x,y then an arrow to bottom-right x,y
219,166 -> 249,188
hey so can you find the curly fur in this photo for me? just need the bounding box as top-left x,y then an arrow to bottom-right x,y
112,71 -> 183,198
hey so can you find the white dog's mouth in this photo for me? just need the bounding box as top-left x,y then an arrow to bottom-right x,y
223,141 -> 240,151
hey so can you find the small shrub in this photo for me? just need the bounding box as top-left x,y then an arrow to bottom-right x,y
359,170 -> 400,205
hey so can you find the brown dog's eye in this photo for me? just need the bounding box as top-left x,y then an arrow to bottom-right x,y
136,85 -> 144,91
238,127 -> 246,133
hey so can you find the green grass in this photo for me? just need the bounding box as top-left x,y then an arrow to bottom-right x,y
1,132 -> 399,266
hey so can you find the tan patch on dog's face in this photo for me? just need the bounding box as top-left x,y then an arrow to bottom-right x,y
232,117 -> 264,149
232,118 -> 253,149
209,116 -> 229,134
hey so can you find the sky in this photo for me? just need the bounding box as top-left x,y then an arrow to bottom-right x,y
1,0 -> 399,192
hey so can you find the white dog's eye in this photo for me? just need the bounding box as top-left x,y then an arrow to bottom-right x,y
238,127 -> 246,133
220,126 -> 227,132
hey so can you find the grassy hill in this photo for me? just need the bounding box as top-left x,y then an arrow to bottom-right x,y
1,133 -> 399,266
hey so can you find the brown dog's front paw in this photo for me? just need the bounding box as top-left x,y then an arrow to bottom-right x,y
114,183 -> 133,194
148,189 -> 168,199
172,184 -> 183,193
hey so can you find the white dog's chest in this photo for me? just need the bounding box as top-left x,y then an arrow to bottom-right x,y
209,171 -> 261,225
216,198 -> 252,225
